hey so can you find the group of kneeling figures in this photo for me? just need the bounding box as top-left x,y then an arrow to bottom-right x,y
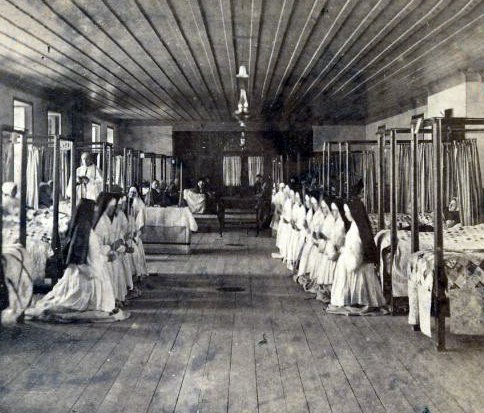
26,187 -> 148,322
271,183 -> 387,315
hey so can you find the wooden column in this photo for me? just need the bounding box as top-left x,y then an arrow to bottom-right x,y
377,132 -> 385,231
70,141 -> 76,217
321,143 -> 326,191
101,143 -> 107,192
51,135 -> 61,283
432,118 -> 446,351
389,129 -> 397,307
107,145 -> 112,192
139,154 -> 144,186
19,133 -> 27,248
123,148 -> 128,190
151,156 -> 156,182
345,142 -> 350,198
410,125 -> 419,253
326,143 -> 330,193
0,131 -> 4,311
339,143 -> 343,197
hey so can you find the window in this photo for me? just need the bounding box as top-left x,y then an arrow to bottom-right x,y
91,123 -> 100,143
223,156 -> 241,186
248,156 -> 264,186
48,111 -> 62,135
107,127 -> 114,144
13,100 -> 33,133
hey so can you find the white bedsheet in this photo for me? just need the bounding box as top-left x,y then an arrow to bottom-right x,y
145,206 -> 198,232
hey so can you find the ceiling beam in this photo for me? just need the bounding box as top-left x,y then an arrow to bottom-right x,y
103,0 -> 211,120
2,0 -> 178,119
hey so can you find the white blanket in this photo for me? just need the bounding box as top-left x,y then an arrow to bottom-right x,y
183,189 -> 206,214
145,206 -> 198,232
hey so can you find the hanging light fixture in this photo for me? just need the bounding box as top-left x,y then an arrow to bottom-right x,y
240,130 -> 246,148
236,65 -> 249,79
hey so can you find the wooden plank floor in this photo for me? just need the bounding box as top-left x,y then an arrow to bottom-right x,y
1,230 -> 484,413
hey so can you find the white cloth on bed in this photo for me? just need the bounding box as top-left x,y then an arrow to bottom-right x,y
183,189 -> 206,214
145,206 -> 198,232
1,244 -> 33,324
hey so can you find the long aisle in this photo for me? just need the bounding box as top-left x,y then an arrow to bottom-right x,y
1,230 -> 484,413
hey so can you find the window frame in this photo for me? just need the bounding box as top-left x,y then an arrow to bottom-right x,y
91,122 -> 101,143
13,98 -> 34,134
47,111 -> 62,136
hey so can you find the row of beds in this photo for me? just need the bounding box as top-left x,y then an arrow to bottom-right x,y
369,212 -> 484,337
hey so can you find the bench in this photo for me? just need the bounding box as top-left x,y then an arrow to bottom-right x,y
193,207 -> 259,237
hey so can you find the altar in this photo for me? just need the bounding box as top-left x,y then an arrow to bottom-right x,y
141,206 -> 197,254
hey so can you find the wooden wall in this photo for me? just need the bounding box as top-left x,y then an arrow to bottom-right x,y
173,130 -> 312,191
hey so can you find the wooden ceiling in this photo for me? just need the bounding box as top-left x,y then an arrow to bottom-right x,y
0,0 -> 483,124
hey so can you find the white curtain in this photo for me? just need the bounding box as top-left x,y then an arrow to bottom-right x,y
223,156 -> 241,186
26,145 -> 40,209
114,155 -> 124,188
248,156 -> 264,186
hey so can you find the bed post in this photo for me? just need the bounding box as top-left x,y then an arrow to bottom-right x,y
70,141 -> 76,217
19,132 -> 27,248
0,130 -> 5,311
139,152 -> 144,187
51,135 -> 62,284
326,143 -> 331,194
321,142 -> 325,192
339,142 -> 343,197
152,154 -> 156,183
123,148 -> 128,190
410,117 -> 422,253
107,144 -> 113,192
389,129 -> 397,308
101,142 -> 107,192
432,118 -> 446,351
345,142 -> 350,198
377,126 -> 385,231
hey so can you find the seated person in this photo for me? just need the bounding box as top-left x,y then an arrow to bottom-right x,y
183,178 -> 207,214
38,180 -> 53,209
165,178 -> 180,206
445,197 -> 460,228
144,180 -> 167,207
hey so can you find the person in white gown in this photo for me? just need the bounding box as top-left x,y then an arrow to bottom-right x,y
310,199 -> 335,293
280,189 -> 295,262
93,193 -> 127,305
300,195 -> 329,290
328,199 -> 386,314
270,182 -> 285,234
26,199 -> 124,321
66,152 -> 103,202
286,192 -> 307,271
115,194 -> 136,297
295,193 -> 319,283
128,186 -> 148,281
314,200 -> 348,302
273,185 -> 290,258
